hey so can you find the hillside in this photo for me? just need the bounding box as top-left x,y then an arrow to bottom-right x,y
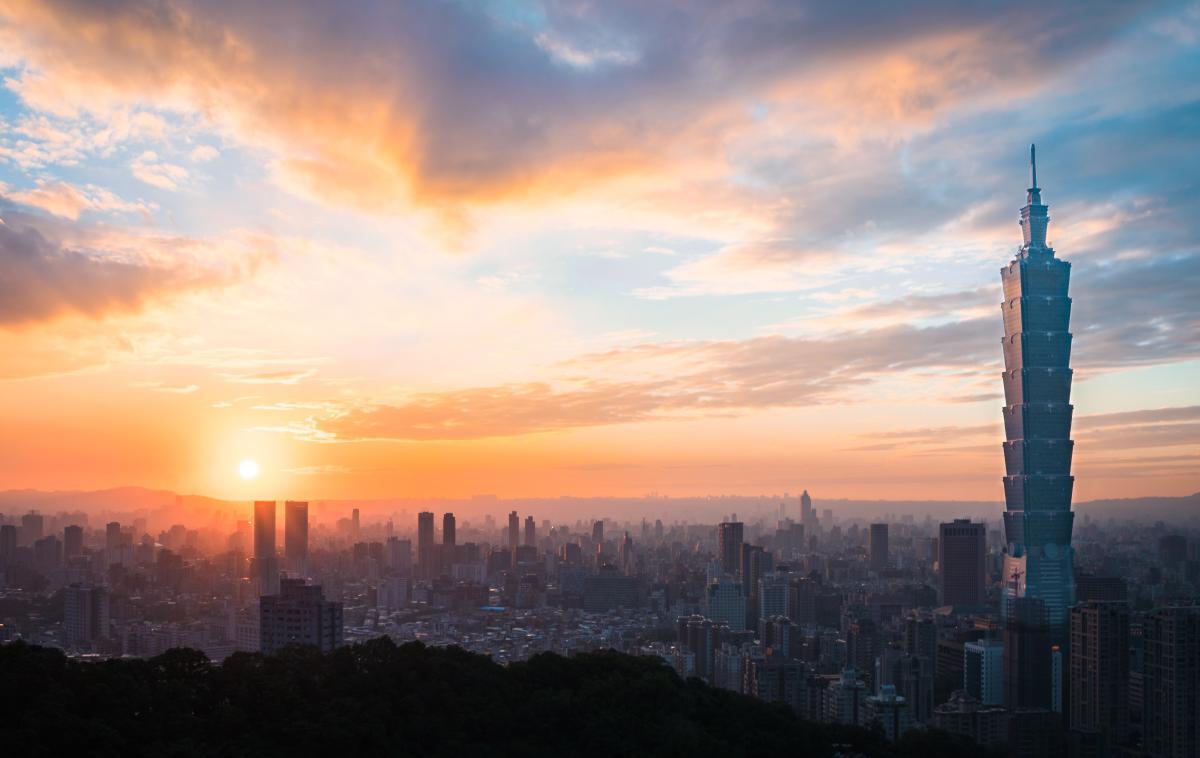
0,639 -> 988,757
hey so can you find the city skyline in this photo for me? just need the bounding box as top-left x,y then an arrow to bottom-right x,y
0,1 -> 1197,502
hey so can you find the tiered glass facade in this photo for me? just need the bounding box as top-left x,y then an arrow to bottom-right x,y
1000,146 -> 1076,629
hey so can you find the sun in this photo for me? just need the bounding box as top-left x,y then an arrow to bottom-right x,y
238,459 -> 259,480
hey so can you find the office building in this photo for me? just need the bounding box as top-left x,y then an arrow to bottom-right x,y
442,512 -> 456,546
705,578 -> 747,632
0,523 -> 16,565
938,519 -> 986,607
21,512 -> 44,545
1069,601 -> 1129,751
284,500 -> 308,572
870,523 -> 889,572
63,524 -> 83,559
591,519 -> 604,545
717,521 -> 743,577
260,579 -> 343,655
825,668 -> 867,726
1004,596 -> 1052,709
524,515 -> 535,547
964,639 -> 1004,706
1143,606 -> 1200,758
254,500 -> 278,595
508,511 -> 520,551
63,583 -> 109,648
417,511 -> 435,578
999,146 -> 1076,632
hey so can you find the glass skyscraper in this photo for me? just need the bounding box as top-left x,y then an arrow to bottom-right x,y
1000,145 -> 1076,630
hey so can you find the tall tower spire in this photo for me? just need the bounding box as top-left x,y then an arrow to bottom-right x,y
999,146 -> 1076,645
1020,144 -> 1048,251
1030,143 -> 1038,190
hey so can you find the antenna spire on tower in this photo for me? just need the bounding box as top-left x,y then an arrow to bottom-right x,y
1030,143 -> 1038,189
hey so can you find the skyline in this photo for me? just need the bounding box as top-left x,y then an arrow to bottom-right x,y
1,1 -> 1198,501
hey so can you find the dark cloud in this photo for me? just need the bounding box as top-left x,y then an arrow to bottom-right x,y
0,209 -> 254,327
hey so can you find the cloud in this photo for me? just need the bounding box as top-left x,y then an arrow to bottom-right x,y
0,202 -> 270,327
285,318 -> 995,441
0,0 -> 1153,219
8,179 -> 152,220
189,144 -> 219,162
131,150 -> 188,190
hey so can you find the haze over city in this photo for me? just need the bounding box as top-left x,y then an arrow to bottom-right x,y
0,1 -> 1196,503
2,3 -> 1199,757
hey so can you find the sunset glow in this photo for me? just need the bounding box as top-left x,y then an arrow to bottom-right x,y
0,1 -> 1196,502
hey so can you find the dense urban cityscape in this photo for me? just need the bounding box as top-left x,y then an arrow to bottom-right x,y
2,1 -> 1198,756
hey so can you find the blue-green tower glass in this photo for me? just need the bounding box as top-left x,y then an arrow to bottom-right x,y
1000,145 -> 1076,630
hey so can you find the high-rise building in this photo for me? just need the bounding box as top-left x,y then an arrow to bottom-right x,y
524,515 -> 535,547
1143,606 -> 1200,758
848,618 -> 880,691
591,519 -> 604,545
1069,601 -> 1129,751
351,508 -> 360,538
877,647 -> 934,724
1004,596 -> 1052,710
417,511 -> 435,578
717,521 -> 743,577
964,639 -> 1004,706
284,500 -> 309,572
508,511 -> 520,551
20,512 -> 44,546
63,584 -> 109,648
254,500 -> 278,595
0,523 -> 16,565
869,523 -> 889,572
705,578 -> 747,632
1000,146 -> 1076,632
442,512 -> 456,547
63,524 -> 83,559
939,519 -> 986,607
259,579 -> 343,655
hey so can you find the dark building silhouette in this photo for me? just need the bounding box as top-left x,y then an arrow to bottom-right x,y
869,523 -> 889,572
718,521 -> 743,578
260,579 -> 343,655
999,146 -> 1076,633
508,511 -> 520,552
254,500 -> 278,595
1004,596 -> 1052,710
938,519 -> 985,607
63,524 -> 83,559
1068,601 -> 1129,752
442,512 -> 456,546
417,511 -> 435,578
524,515 -> 536,547
284,500 -> 309,571
1143,606 -> 1200,758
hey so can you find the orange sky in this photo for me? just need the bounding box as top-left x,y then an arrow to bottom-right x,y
0,1 -> 1196,501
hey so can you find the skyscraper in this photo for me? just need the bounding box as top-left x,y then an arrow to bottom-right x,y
254,500 -> 278,595
591,519 -> 604,545
508,511 -> 520,551
1143,606 -> 1200,758
869,523 -> 889,572
524,515 -> 536,547
964,639 -> 1005,706
1000,145 -> 1076,632
63,524 -> 83,559
417,511 -> 435,578
939,520 -> 986,607
63,583 -> 109,648
442,512 -> 456,546
284,500 -> 309,572
717,521 -> 743,577
1069,602 -> 1129,751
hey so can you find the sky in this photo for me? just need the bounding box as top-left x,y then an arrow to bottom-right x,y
0,0 -> 1197,502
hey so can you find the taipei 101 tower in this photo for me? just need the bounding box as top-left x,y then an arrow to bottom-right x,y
999,145 -> 1076,632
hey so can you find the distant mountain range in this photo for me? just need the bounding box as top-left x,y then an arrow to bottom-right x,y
1,486 -> 1197,528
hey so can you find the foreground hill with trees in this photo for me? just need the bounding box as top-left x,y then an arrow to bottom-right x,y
0,639 -> 992,757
